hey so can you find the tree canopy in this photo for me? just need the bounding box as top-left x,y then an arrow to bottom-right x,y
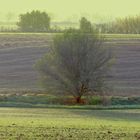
17,10 -> 50,32
80,17 -> 94,33
36,28 -> 112,103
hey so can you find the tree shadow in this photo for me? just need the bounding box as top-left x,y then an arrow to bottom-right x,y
68,109 -> 140,121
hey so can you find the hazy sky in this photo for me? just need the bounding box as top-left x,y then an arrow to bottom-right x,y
1,0 -> 140,22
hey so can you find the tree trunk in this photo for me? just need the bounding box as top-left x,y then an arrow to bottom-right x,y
76,96 -> 81,104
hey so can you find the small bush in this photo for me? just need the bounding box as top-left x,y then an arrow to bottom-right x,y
87,96 -> 102,105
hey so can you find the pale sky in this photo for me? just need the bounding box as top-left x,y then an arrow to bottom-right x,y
0,0 -> 140,22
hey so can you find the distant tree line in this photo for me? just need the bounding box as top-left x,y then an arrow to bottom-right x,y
14,10 -> 140,34
98,15 -> 140,34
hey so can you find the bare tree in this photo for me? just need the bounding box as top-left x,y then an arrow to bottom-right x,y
36,29 -> 112,103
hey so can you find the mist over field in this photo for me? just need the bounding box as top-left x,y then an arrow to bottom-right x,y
0,34 -> 139,97
0,1 -> 139,139
0,0 -> 140,23
0,1 -> 139,97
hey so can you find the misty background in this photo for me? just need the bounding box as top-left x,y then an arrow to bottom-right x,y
0,0 -> 140,29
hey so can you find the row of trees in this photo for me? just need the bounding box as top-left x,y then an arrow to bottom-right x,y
98,15 -> 140,34
17,10 -> 95,33
17,10 -> 140,33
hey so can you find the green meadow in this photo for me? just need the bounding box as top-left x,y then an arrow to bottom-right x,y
0,108 -> 139,139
